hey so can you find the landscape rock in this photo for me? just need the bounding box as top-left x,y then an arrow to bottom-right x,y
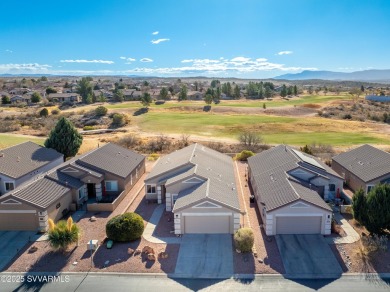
142,246 -> 154,254
147,253 -> 156,261
159,252 -> 168,259
134,249 -> 141,256
90,216 -> 97,222
128,248 -> 134,255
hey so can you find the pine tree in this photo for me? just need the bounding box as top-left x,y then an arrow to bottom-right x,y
44,117 -> 83,161
352,188 -> 367,225
280,84 -> 287,97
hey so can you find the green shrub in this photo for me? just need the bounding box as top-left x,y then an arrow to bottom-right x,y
234,227 -> 254,253
48,217 -> 80,251
83,125 -> 96,131
235,150 -> 255,161
112,113 -> 128,127
39,108 -> 49,117
106,212 -> 144,242
95,106 -> 108,116
147,153 -> 160,161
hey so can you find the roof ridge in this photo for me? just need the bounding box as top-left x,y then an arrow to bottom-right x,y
189,143 -> 198,164
286,177 -> 301,200
205,178 -> 210,198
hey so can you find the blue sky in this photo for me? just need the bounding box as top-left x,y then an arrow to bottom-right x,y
1,0 -> 390,78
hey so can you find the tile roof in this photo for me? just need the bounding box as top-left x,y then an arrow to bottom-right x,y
10,177 -> 71,209
46,170 -> 84,189
248,145 -> 333,212
0,141 -> 63,179
150,144 -> 240,212
332,144 -> 390,182
77,143 -> 145,178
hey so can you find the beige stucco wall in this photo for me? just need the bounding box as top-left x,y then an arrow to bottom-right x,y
0,196 -> 39,231
47,191 -> 73,222
332,160 -> 366,193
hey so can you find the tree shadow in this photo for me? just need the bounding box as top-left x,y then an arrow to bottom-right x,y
155,100 -> 165,105
133,107 -> 149,116
203,105 -> 211,112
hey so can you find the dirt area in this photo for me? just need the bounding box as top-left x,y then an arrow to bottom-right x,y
330,213 -> 390,273
233,161 -> 285,274
4,161 -> 180,274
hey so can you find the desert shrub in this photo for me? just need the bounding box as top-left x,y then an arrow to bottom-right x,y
116,134 -> 140,149
148,153 -> 160,161
40,108 -> 49,117
234,228 -> 254,253
0,121 -> 20,132
235,150 -> 255,161
361,234 -> 388,253
106,212 -> 144,242
95,106 -> 108,116
47,217 -> 80,251
83,126 -> 96,131
112,113 -> 128,127
342,113 -> 352,119
51,109 -> 60,115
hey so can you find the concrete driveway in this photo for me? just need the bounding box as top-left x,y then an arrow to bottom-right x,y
0,231 -> 36,271
276,234 -> 342,277
174,234 -> 233,278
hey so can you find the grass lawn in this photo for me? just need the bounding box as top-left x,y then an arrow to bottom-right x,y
104,95 -> 349,110
137,112 -> 390,146
0,134 -> 45,149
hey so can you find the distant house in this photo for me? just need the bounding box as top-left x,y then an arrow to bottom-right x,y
123,89 -> 142,100
248,145 -> 343,235
47,93 -> 81,103
0,143 -> 145,231
0,142 -> 64,195
332,144 -> 390,194
187,91 -> 204,100
10,95 -> 31,104
365,95 -> 390,102
145,144 -> 241,235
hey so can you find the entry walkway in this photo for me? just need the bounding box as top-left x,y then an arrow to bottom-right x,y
143,205 -> 181,244
326,211 -> 360,244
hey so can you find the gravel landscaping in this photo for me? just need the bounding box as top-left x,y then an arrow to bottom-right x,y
4,160 -> 180,274
233,161 -> 285,274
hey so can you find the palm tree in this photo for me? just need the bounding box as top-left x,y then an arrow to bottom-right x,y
48,217 -> 80,251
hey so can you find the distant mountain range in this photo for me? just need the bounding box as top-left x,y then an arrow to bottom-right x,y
274,69 -> 390,82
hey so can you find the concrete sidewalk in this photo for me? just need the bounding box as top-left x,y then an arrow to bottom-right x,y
143,205 -> 181,244
326,211 -> 360,244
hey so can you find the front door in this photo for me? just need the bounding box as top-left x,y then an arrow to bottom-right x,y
161,185 -> 166,203
87,183 -> 96,198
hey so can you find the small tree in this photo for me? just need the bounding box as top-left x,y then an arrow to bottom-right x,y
263,103 -> 266,109
300,144 -> 313,155
44,117 -> 83,161
113,89 -> 124,102
235,150 -> 255,161
47,217 -> 80,251
204,94 -> 213,105
95,106 -> 108,116
238,131 -> 263,149
140,92 -> 152,107
365,184 -> 390,234
1,95 -> 10,104
39,108 -> 49,117
76,77 -> 93,103
159,87 -> 169,100
31,92 -> 42,103
46,87 -> 57,94
280,84 -> 287,97
178,85 -> 188,101
234,228 -> 254,253
352,188 -> 367,225
112,113 -> 128,127
106,213 -> 144,242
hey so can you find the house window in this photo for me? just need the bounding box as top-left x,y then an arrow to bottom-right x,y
329,184 -> 336,192
146,185 -> 156,194
105,181 -> 118,192
5,182 -> 15,191
367,185 -> 375,193
78,188 -> 84,200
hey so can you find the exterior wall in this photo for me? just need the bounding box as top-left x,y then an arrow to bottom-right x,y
0,196 -> 39,231
47,191 -> 73,223
332,160 -> 366,193
173,201 -> 239,234
309,175 -> 343,201
0,156 -> 63,195
266,201 -> 332,236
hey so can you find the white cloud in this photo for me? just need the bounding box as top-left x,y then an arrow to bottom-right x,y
151,38 -> 170,45
5,49 -> 13,53
0,63 -> 51,73
152,31 -> 159,35
60,59 -> 114,64
119,56 -> 126,60
181,59 -> 193,63
230,57 -> 251,62
277,51 -> 293,55
140,58 -> 153,62
120,57 -> 136,64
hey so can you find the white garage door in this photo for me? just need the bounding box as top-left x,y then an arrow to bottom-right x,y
276,216 -> 322,234
184,216 -> 230,234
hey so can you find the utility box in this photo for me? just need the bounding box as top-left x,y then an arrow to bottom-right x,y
87,240 -> 99,250
250,195 -> 255,203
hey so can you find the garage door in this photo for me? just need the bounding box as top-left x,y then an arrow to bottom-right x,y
0,213 -> 38,231
184,216 -> 230,234
276,216 -> 322,234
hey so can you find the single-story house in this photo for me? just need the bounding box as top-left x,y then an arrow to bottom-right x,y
187,91 -> 204,100
145,143 -> 241,235
248,145 -> 343,235
332,144 -> 390,194
0,143 -> 145,231
10,95 -> 31,104
123,89 -> 142,100
47,93 -> 81,103
0,141 -> 64,195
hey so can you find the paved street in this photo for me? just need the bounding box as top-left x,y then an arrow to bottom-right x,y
276,234 -> 342,277
174,234 -> 233,278
1,273 -> 389,292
